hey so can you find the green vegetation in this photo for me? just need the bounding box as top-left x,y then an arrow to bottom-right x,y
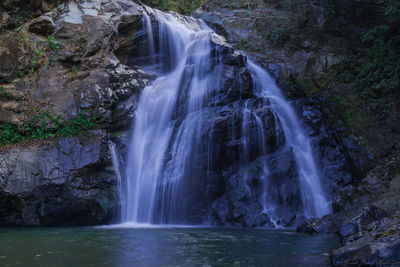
335,1 -> 400,119
47,35 -> 60,52
0,112 -> 98,146
71,67 -> 79,80
0,35 -> 62,83
235,39 -> 249,50
141,0 -> 205,15
265,27 -> 299,46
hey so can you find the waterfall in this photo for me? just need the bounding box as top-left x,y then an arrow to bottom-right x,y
121,7 -> 331,226
109,141 -> 125,220
246,61 -> 331,218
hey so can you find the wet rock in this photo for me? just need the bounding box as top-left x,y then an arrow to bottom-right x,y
297,206 -> 387,236
339,206 -> 387,239
28,15 -> 55,36
296,213 -> 343,234
0,132 -> 118,226
332,185 -> 358,212
111,95 -> 138,129
222,52 -> 246,67
332,217 -> 400,267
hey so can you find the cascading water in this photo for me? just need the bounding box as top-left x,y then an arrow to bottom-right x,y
245,61 -> 330,219
109,141 -> 124,219
120,7 -> 331,227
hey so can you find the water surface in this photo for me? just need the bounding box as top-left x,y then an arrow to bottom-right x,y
0,227 -> 339,266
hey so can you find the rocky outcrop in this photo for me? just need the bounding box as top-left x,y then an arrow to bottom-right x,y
0,0 -> 153,125
332,216 -> 400,266
0,131 -> 117,226
0,0 -> 156,226
296,151 -> 400,266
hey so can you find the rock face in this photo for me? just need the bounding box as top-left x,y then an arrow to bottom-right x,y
0,0 -> 155,226
332,216 -> 400,267
0,132 -> 117,226
296,151 -> 400,266
0,0 -> 152,125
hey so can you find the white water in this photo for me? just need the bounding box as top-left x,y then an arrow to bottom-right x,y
246,61 -> 331,218
109,141 -> 125,219
119,8 -> 330,226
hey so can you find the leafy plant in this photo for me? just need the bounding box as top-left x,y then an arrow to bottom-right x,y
0,111 -> 99,146
71,67 -> 79,80
47,35 -> 60,52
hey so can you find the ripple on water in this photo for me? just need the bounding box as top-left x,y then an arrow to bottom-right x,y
0,227 -> 340,267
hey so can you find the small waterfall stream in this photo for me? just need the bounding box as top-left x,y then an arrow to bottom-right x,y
119,7 -> 331,227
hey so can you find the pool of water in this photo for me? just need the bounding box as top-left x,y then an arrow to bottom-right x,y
0,226 -> 340,266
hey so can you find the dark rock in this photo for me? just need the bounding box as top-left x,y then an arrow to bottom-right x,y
339,206 -> 387,238
332,185 -> 357,212
296,213 -> 343,234
332,217 -> 400,267
28,15 -> 55,36
340,223 -> 358,237
0,132 -> 118,226
0,32 -> 19,80
112,95 -> 138,129
222,53 -> 246,67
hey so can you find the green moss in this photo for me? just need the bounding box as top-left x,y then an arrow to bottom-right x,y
0,112 -> 99,146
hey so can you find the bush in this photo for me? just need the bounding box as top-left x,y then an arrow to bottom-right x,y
0,111 -> 98,146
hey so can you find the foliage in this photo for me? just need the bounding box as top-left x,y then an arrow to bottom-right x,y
235,39 -> 249,50
71,67 -> 79,80
141,0 -> 205,15
334,0 -> 400,119
0,112 -> 98,146
0,35 -> 62,83
47,35 -> 60,52
265,27 -> 298,46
